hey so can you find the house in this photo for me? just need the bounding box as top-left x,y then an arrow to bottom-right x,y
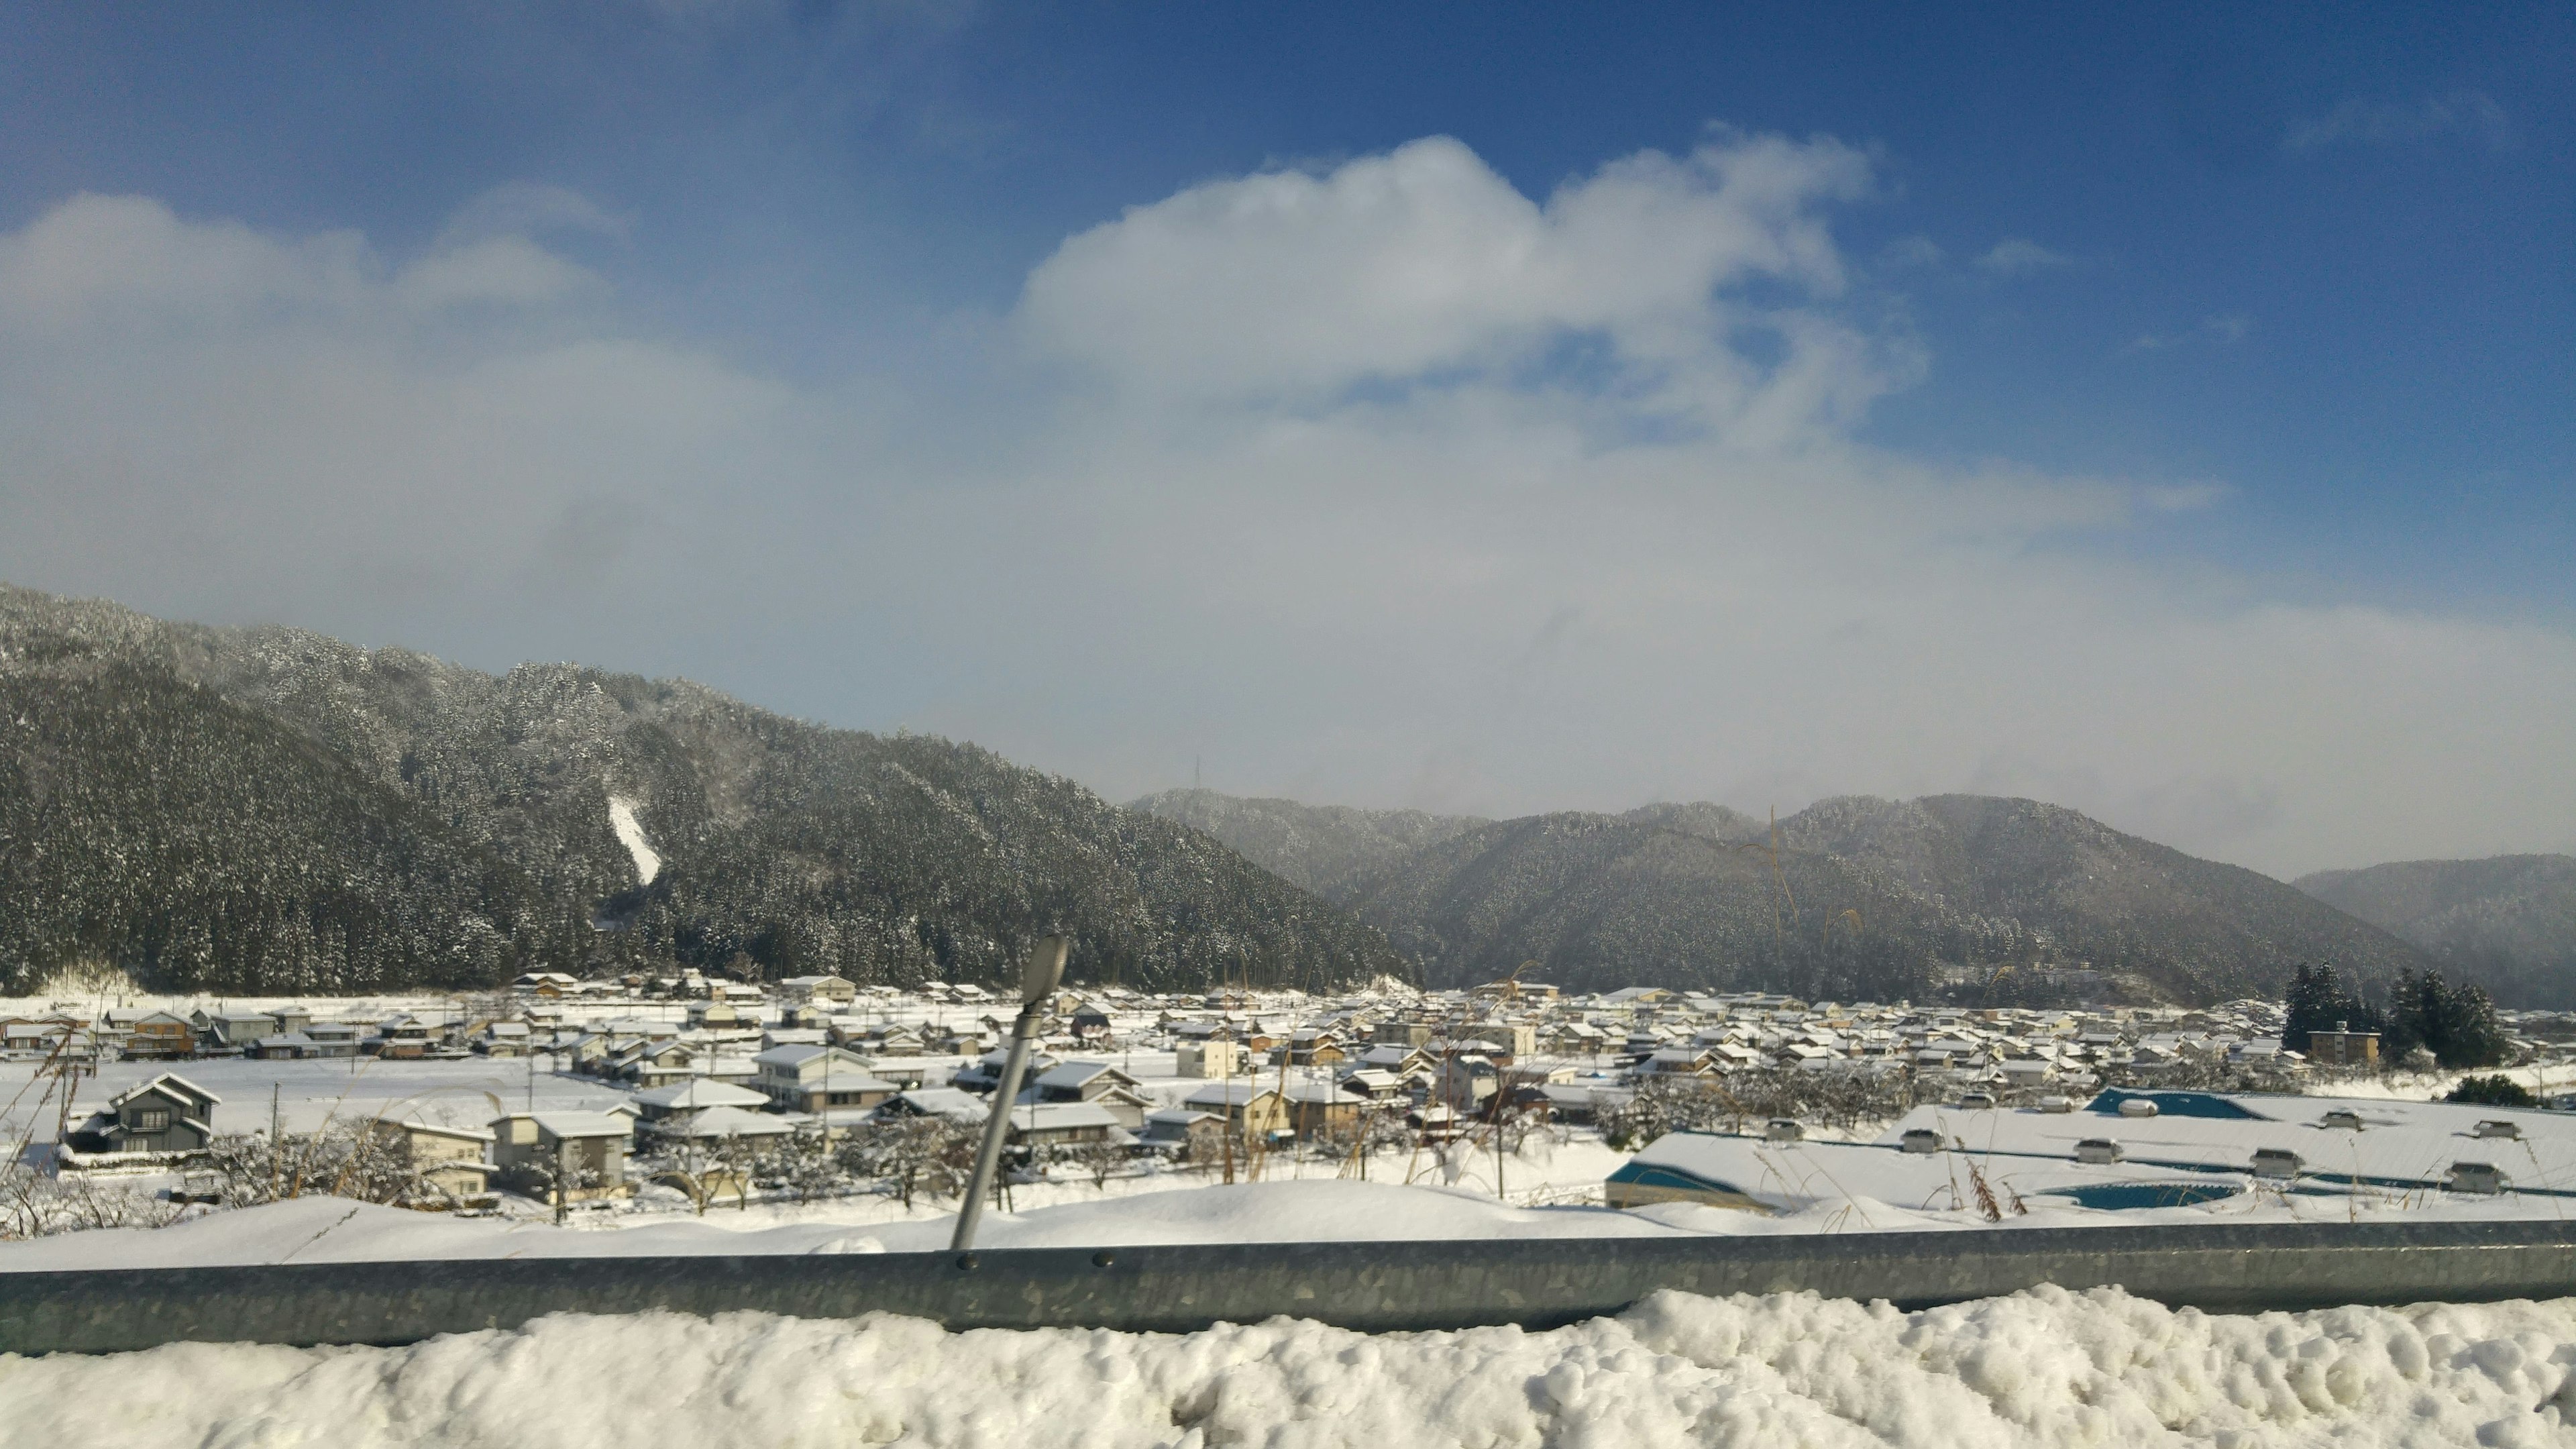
366,1119 -> 495,1201
1434,1055 -> 1502,1106
1138,1108 -> 1226,1159
1336,1068 -> 1408,1102
1182,1081 -> 1290,1138
853,1055 -> 933,1089
686,1000 -> 750,1030
373,1014 -> 435,1059
1027,1061 -> 1155,1128
631,1078 -> 771,1122
0,1017 -> 78,1057
1519,1083 -> 1615,1124
1372,1020 -> 1440,1048
303,1020 -> 363,1058
656,1105 -> 797,1146
1068,1002 -> 1116,1043
1175,1039 -> 1239,1079
199,1012 -> 278,1055
1544,1022 -> 1610,1055
1355,1044 -> 1431,1075
1277,1080 -> 1362,1140
250,1032 -> 319,1060
475,1021 -> 534,1057
848,1022 -> 924,1055
749,1044 -> 897,1114
74,1074 -> 222,1155
954,1047 -> 1060,1095
514,971 -> 583,996
488,1111 -> 635,1201
1006,1102 -> 1126,1150
1998,1059 -> 2057,1089
627,1040 -> 701,1087
778,975 -> 857,1007
1468,1022 -> 1539,1059
879,1087 -> 987,1124
1286,1030 -> 1346,1067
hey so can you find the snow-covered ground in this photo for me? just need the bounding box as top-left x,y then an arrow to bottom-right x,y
11,1159 -> 2576,1275
7,1285 -> 2575,1447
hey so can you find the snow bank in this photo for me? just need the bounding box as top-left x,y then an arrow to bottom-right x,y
9,1285 -> 2575,1447
0,1181 -> 1709,1271
14,1169 -> 2572,1274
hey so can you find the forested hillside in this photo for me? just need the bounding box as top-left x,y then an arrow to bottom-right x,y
2299,855 -> 2576,1006
1125,788 -> 1489,900
0,586 -> 1403,996
1142,789 -> 2441,1004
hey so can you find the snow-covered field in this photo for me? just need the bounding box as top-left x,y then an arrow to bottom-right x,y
7,1285 -> 2575,1447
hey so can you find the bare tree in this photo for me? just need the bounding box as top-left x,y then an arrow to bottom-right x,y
1067,1137 -> 1126,1191
637,1121 -> 735,1216
837,1116 -> 979,1210
0,1162 -> 185,1239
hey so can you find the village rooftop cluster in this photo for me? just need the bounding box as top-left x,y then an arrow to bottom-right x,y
9,967 -> 2575,1220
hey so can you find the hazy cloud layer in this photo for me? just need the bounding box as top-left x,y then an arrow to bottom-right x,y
1,136 -> 2570,878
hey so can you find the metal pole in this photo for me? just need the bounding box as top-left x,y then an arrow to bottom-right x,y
951,936 -> 1067,1254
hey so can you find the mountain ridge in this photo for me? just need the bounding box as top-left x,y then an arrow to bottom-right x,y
1134,787 -> 2451,1004
0,584 -> 1405,996
2297,855 -> 2576,1008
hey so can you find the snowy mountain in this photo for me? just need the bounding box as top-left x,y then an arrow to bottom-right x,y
1138,790 -> 2440,1004
0,585 -> 1403,996
2298,855 -> 2576,1007
1123,788 -> 1491,902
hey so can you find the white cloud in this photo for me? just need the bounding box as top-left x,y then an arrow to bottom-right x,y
1018,133 -> 1894,444
2284,91 -> 2515,155
0,140 -> 2569,879
2128,314 -> 2251,354
1976,237 -> 2071,275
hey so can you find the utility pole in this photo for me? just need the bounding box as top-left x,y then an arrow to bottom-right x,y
951,936 -> 1067,1254
1222,1028 -> 1236,1185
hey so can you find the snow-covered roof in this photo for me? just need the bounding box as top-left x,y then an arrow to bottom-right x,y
890,1088 -> 985,1122
506,1112 -> 633,1140
634,1079 -> 769,1111
1008,1102 -> 1122,1132
669,1106 -> 796,1140
1033,1061 -> 1132,1091
109,1073 -> 221,1111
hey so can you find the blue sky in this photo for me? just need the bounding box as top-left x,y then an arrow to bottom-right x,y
0,3 -> 2569,873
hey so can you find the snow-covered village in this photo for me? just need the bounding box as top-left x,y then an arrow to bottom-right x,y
8,967 -> 2575,1240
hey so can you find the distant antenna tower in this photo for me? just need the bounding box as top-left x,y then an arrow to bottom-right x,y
1194,755 -> 1202,791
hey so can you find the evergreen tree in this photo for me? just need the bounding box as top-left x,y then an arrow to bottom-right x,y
2283,961 -> 2380,1053
2400,971 -> 2512,1069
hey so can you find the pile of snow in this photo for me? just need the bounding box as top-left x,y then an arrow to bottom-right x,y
9,1286 -> 2575,1447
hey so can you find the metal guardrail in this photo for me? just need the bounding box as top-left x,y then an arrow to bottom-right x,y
7,1219 -> 2576,1355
